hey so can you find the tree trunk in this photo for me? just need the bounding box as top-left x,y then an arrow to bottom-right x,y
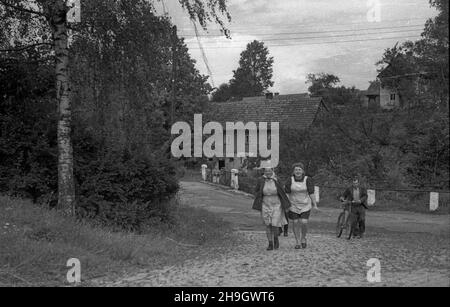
48,1 -> 75,215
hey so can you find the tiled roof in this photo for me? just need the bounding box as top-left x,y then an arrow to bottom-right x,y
241,93 -> 310,102
204,95 -> 323,130
366,82 -> 380,96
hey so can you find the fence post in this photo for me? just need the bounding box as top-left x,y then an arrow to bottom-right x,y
231,169 -> 239,190
213,169 -> 219,184
314,186 -> 320,203
367,189 -> 376,206
429,192 -> 439,211
201,164 -> 207,181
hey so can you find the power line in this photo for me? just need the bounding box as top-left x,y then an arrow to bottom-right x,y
79,15 -> 427,32
184,28 -> 422,45
186,35 -> 419,50
179,24 -> 424,37
69,15 -> 428,44
191,19 -> 215,88
176,17 -> 428,32
160,0 -> 168,15
379,72 -> 436,79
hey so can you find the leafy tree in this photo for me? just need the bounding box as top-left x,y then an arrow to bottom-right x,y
70,1 -> 212,154
228,40 -> 274,98
402,113 -> 449,189
306,73 -> 340,96
414,0 -> 449,107
0,48 -> 183,228
0,0 -> 230,214
211,83 -> 232,102
377,43 -> 426,109
305,72 -> 361,106
377,0 -> 449,109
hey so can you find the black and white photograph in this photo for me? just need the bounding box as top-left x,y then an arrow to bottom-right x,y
0,0 -> 449,292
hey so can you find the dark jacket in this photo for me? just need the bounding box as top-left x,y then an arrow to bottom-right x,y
342,187 -> 368,209
252,177 -> 291,211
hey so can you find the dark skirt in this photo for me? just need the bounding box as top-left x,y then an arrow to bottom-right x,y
287,210 -> 311,220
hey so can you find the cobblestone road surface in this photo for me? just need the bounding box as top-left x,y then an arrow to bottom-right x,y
102,181 -> 450,287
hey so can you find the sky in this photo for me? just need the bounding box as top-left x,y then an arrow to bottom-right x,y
157,0 -> 437,94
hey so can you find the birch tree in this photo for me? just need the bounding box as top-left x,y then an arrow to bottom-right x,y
0,0 -> 230,215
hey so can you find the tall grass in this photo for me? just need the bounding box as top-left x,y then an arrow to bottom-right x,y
0,196 -> 233,286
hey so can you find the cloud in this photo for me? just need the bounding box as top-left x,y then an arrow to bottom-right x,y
162,0 -> 437,94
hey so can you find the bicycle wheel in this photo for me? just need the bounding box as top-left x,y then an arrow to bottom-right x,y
336,212 -> 345,238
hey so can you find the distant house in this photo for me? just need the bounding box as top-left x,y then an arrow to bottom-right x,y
362,53 -> 433,110
362,80 -> 401,110
203,93 -> 326,170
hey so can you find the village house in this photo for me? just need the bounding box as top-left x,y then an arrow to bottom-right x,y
361,80 -> 401,110
361,54 -> 432,110
203,93 -> 326,171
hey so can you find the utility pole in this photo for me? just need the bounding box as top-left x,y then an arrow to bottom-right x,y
171,25 -> 177,127
165,25 -> 177,159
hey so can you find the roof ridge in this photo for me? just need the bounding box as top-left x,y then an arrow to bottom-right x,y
204,96 -> 323,130
208,96 -> 322,104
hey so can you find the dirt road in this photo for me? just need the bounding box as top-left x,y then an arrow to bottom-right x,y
107,181 -> 450,287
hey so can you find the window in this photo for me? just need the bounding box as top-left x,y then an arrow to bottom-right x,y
390,94 -> 396,101
218,160 -> 225,169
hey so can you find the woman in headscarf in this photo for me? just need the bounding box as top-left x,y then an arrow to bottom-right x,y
252,167 -> 291,250
285,163 -> 319,249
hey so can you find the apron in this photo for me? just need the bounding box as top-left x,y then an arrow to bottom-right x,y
261,179 -> 288,227
289,176 -> 312,214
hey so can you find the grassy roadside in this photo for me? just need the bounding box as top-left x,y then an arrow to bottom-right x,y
0,195 -> 234,287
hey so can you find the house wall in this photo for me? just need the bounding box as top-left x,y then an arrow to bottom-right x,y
225,157 -> 244,170
211,127 -> 258,171
361,97 -> 368,108
380,85 -> 400,109
364,95 -> 380,110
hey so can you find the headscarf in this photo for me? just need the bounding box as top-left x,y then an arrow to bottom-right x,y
262,167 -> 277,181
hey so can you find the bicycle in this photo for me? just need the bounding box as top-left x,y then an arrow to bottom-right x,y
336,200 -> 361,240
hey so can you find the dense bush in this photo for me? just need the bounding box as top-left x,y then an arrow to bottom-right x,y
1,56 -> 179,231
0,102 -> 57,202
0,54 -> 57,203
76,150 -> 179,231
237,176 -> 258,195
402,113 -> 449,189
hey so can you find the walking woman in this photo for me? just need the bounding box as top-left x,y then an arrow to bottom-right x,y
252,167 -> 291,250
285,163 -> 319,249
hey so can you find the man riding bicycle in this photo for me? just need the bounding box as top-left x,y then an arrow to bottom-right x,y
339,176 -> 368,238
